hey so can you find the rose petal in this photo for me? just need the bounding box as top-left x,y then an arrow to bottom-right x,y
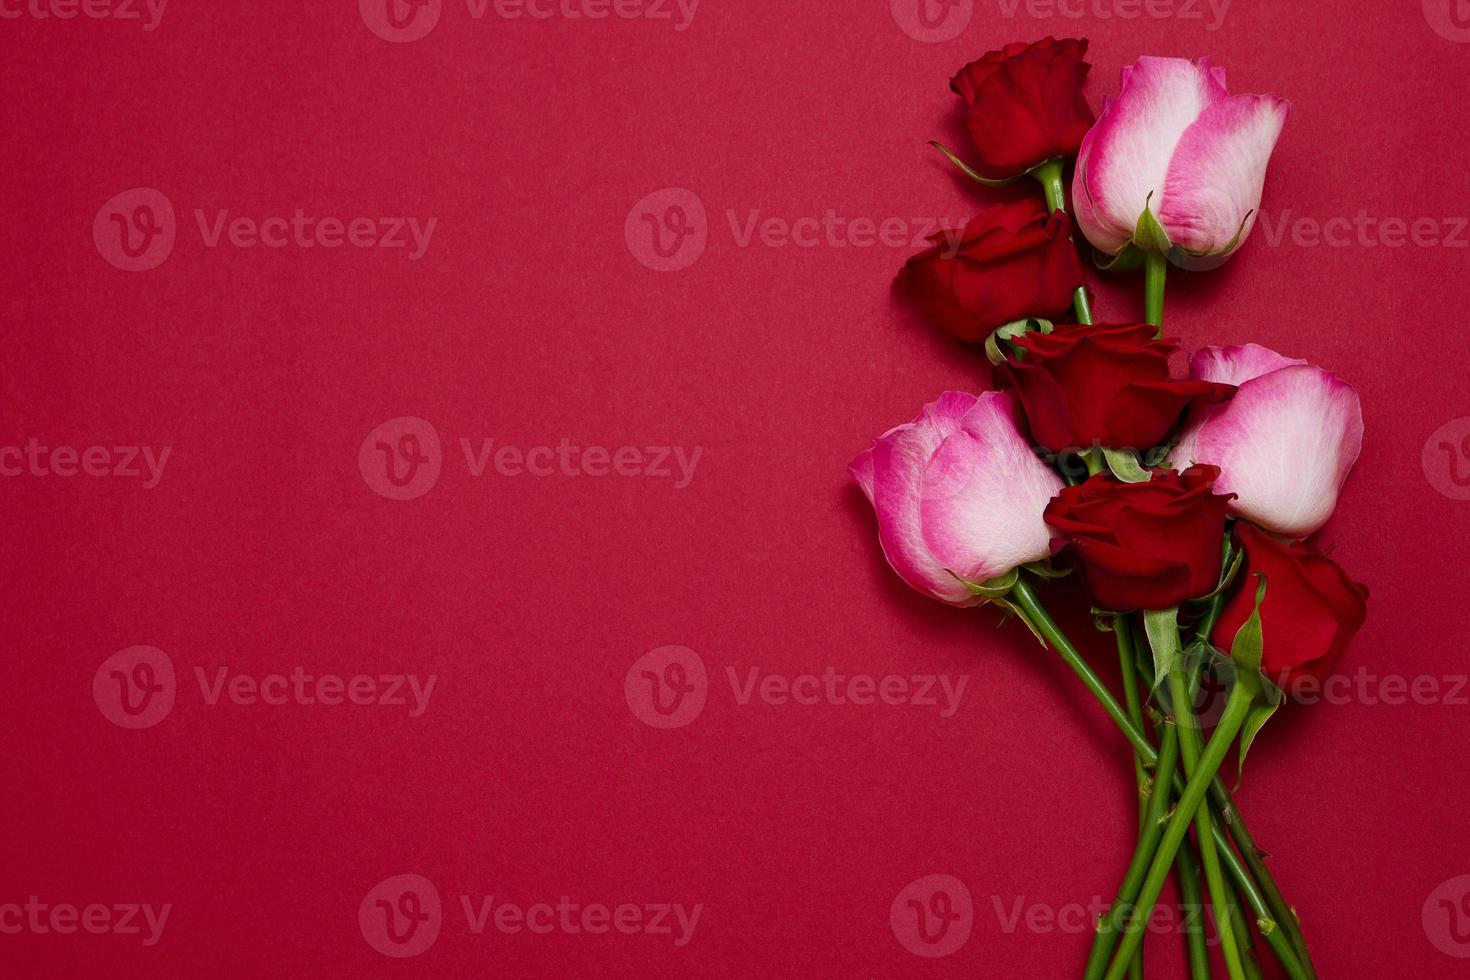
1190,343 -> 1308,386
919,392 -> 1063,584
1158,94 -> 1289,259
1075,57 -> 1228,254
860,392 -> 983,605
1191,365 -> 1363,537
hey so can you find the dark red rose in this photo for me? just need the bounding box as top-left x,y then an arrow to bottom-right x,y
1212,523 -> 1368,693
1045,465 -> 1232,611
950,37 -> 1096,180
1000,323 -> 1235,452
895,198 -> 1084,343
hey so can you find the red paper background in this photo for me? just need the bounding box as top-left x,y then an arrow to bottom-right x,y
4,1 -> 1470,976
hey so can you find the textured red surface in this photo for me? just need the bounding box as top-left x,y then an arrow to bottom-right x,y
4,2 -> 1470,976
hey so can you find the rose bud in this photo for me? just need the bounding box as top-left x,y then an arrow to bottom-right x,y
896,199 -> 1085,344
1073,56 -> 1289,269
950,37 -> 1096,180
1043,465 -> 1232,611
998,323 -> 1234,453
1212,523 -> 1368,693
1174,344 -> 1363,539
851,391 -> 1063,605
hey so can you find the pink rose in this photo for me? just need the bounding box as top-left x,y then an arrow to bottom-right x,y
850,392 -> 1063,605
1174,344 -> 1363,539
1073,56 -> 1288,269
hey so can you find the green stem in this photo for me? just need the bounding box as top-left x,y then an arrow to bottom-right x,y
1083,718 -> 1179,980
1117,618 -> 1149,980
1191,568 -> 1319,980
1169,664 -> 1247,980
1103,683 -> 1256,980
1175,843 -> 1214,979
1225,862 -> 1265,980
1032,158 -> 1094,325
1143,250 -> 1166,332
1008,579 -> 1309,980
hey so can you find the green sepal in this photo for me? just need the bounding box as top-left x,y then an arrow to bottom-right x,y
984,318 -> 1053,366
1229,575 -> 1268,677
1094,244 -> 1144,272
989,595 -> 1048,647
1021,558 -> 1070,580
1132,194 -> 1173,254
1237,675 -> 1284,784
1174,209 -> 1254,261
1195,546 -> 1245,602
928,141 -> 1026,187
1142,606 -> 1182,693
955,567 -> 1019,600
1102,448 -> 1151,483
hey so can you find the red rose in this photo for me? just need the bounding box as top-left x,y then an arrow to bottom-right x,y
895,199 -> 1084,344
1044,465 -> 1232,611
950,37 -> 1096,180
1212,523 -> 1368,693
1000,323 -> 1235,452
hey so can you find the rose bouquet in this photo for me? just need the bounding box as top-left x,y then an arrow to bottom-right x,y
854,38 -> 1367,980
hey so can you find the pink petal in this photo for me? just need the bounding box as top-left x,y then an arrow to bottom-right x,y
1190,365 -> 1362,538
859,392 -> 983,606
848,449 -> 876,504
919,392 -> 1063,584
1075,57 -> 1228,254
1190,343 -> 1307,386
1158,94 -> 1289,259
